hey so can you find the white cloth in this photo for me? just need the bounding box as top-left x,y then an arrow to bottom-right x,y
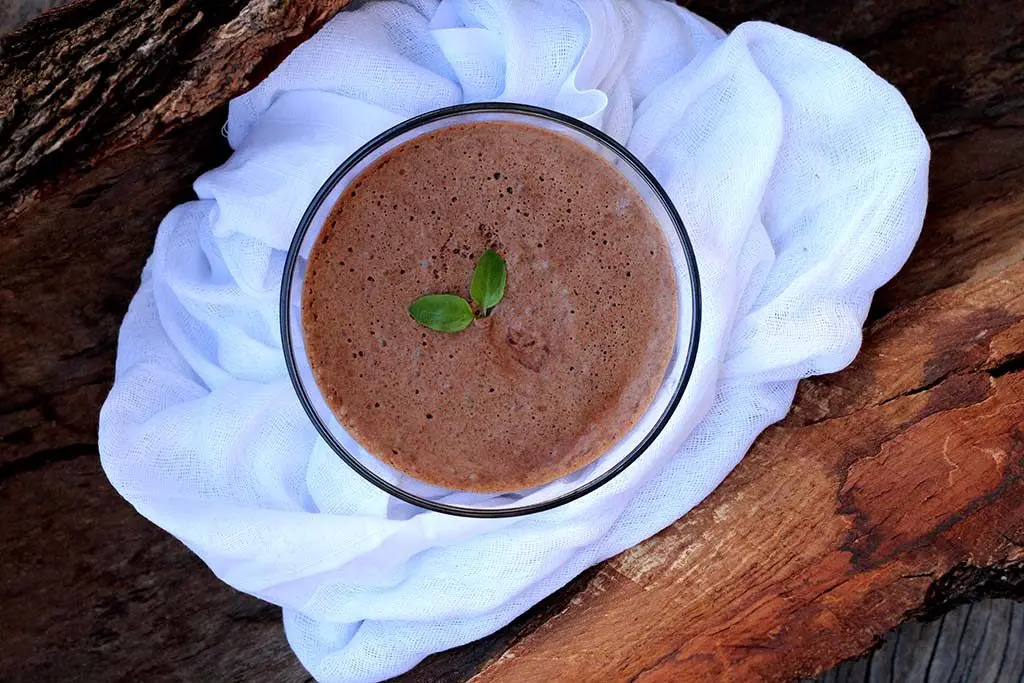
98,0 -> 929,680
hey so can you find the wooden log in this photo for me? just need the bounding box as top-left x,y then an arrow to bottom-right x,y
0,0 -> 350,222
1,3 -> 348,681
0,0 -> 1022,682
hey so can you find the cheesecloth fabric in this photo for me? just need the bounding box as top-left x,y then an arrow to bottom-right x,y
99,0 -> 930,680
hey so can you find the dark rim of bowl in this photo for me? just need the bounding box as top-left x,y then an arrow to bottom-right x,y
280,102 -> 702,518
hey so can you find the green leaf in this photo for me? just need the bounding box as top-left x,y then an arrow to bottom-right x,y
408,294 -> 474,332
470,249 -> 507,315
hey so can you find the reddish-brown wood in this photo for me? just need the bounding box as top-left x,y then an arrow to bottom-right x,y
461,263 -> 1024,682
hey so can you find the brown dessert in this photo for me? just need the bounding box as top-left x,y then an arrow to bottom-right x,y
302,120 -> 677,492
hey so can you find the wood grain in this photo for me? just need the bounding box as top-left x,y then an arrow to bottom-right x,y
1,455 -> 310,682
811,599 -> 1024,683
0,0 -> 1022,682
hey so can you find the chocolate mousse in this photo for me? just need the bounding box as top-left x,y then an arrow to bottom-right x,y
302,120 -> 677,492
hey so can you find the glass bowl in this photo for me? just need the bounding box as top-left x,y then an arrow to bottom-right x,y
281,102 -> 700,518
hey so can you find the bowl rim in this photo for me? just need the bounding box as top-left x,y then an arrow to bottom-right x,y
280,101 -> 702,518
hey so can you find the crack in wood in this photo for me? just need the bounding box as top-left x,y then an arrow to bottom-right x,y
0,441 -> 96,483
989,352 -> 1024,379
918,562 -> 1024,622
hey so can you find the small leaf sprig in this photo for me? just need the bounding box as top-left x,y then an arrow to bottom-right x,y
409,249 -> 507,332
469,249 -> 506,315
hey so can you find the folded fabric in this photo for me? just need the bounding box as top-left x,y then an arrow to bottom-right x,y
99,0 -> 929,680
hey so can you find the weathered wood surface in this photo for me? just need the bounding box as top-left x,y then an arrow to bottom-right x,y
0,1 -> 1022,682
812,599 -> 1024,683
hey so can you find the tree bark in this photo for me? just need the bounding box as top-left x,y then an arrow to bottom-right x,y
1,1 -> 1022,682
0,0 -> 349,221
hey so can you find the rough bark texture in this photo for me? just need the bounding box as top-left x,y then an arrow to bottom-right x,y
0,0 -> 349,221
0,0 -> 1022,682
